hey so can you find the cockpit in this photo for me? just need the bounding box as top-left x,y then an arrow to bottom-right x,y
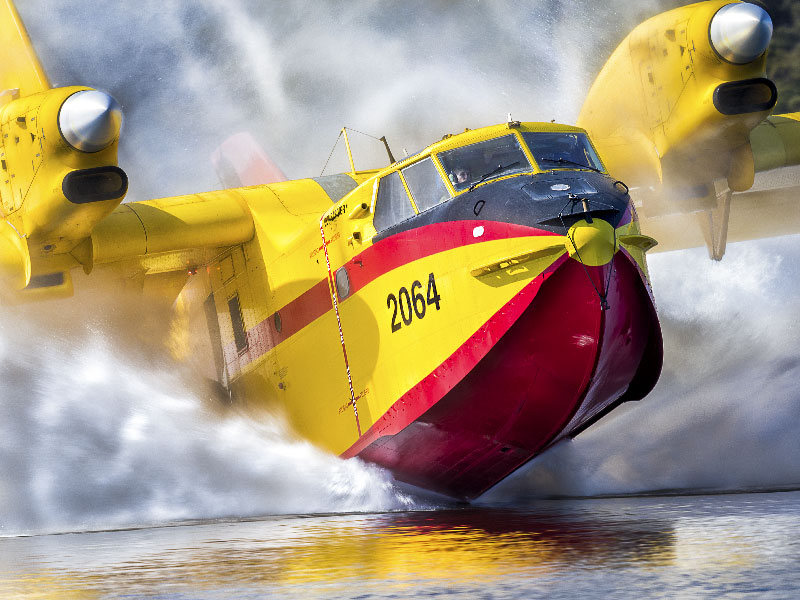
373,124 -> 607,234
521,132 -> 604,173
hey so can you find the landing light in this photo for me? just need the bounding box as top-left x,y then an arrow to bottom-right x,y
709,3 -> 772,64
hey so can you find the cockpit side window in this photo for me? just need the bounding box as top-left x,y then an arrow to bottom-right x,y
373,171 -> 415,232
401,158 -> 449,213
522,132 -> 605,172
437,134 -> 531,192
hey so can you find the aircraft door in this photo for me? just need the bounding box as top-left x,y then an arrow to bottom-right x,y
323,167 -> 431,437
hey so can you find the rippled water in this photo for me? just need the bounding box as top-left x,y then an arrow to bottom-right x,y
2,491 -> 799,599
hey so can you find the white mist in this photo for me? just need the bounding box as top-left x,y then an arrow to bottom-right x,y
0,322 -> 414,536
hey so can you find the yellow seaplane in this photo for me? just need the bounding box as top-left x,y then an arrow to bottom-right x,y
1,1 -> 798,499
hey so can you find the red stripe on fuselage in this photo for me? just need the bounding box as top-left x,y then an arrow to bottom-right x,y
225,221 -> 556,377
223,278 -> 333,376
340,252 -> 571,459
344,221 -> 558,297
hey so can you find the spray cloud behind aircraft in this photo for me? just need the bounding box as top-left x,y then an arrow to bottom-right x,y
0,317 -> 416,536
19,0 -> 674,198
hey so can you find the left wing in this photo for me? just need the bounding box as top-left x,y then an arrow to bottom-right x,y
0,0 -> 255,304
0,0 -> 49,100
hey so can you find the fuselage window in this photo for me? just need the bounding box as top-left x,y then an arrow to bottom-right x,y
437,134 -> 531,192
335,266 -> 351,300
373,171 -> 415,232
522,132 -> 605,172
401,157 -> 449,213
227,294 -> 248,353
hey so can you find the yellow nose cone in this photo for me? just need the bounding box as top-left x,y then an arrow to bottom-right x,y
566,219 -> 618,266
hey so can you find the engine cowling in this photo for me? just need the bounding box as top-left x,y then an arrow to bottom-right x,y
0,86 -> 127,246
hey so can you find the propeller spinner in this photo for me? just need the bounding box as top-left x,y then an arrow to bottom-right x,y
58,89 -> 122,152
709,2 -> 773,64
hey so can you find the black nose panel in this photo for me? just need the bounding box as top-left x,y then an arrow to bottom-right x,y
373,171 -> 632,243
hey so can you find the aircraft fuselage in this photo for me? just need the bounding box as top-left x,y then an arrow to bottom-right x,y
194,122 -> 663,499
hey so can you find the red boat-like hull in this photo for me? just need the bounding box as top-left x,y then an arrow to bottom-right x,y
348,250 -> 662,499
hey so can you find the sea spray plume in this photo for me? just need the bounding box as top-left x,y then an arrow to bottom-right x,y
0,320 -> 416,537
482,237 -> 800,501
20,0 -> 671,197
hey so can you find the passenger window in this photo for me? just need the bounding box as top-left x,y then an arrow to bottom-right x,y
401,158 -> 449,213
373,171 -> 415,232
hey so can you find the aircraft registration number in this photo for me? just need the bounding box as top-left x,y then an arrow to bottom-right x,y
386,273 -> 441,333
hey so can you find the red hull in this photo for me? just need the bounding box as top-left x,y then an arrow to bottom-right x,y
351,252 -> 662,499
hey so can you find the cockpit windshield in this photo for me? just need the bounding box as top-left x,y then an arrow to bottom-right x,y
438,134 -> 531,192
522,132 -> 605,172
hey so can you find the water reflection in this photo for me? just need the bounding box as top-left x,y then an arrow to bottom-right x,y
6,492 -> 800,598
0,500 -> 680,598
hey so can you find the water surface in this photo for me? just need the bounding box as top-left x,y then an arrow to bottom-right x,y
3,491 -> 799,599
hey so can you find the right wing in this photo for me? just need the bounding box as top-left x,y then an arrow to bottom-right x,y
0,1 -> 257,304
577,0 -> 800,259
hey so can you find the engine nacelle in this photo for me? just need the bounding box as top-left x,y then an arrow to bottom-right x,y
0,86 -> 127,249
577,0 -> 775,195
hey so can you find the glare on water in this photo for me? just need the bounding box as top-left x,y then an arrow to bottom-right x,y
2,493 -> 800,599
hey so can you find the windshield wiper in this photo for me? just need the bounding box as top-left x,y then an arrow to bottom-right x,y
540,157 -> 602,173
468,161 -> 521,191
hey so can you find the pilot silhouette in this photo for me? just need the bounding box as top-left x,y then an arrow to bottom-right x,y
553,135 -> 585,164
452,166 -> 471,184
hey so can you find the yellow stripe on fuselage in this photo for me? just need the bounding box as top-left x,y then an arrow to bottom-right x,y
228,213 -> 646,456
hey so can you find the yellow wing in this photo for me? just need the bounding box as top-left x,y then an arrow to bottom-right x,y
578,0 -> 800,259
0,1 -> 256,304
5,0 -> 800,304
0,0 -> 49,101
